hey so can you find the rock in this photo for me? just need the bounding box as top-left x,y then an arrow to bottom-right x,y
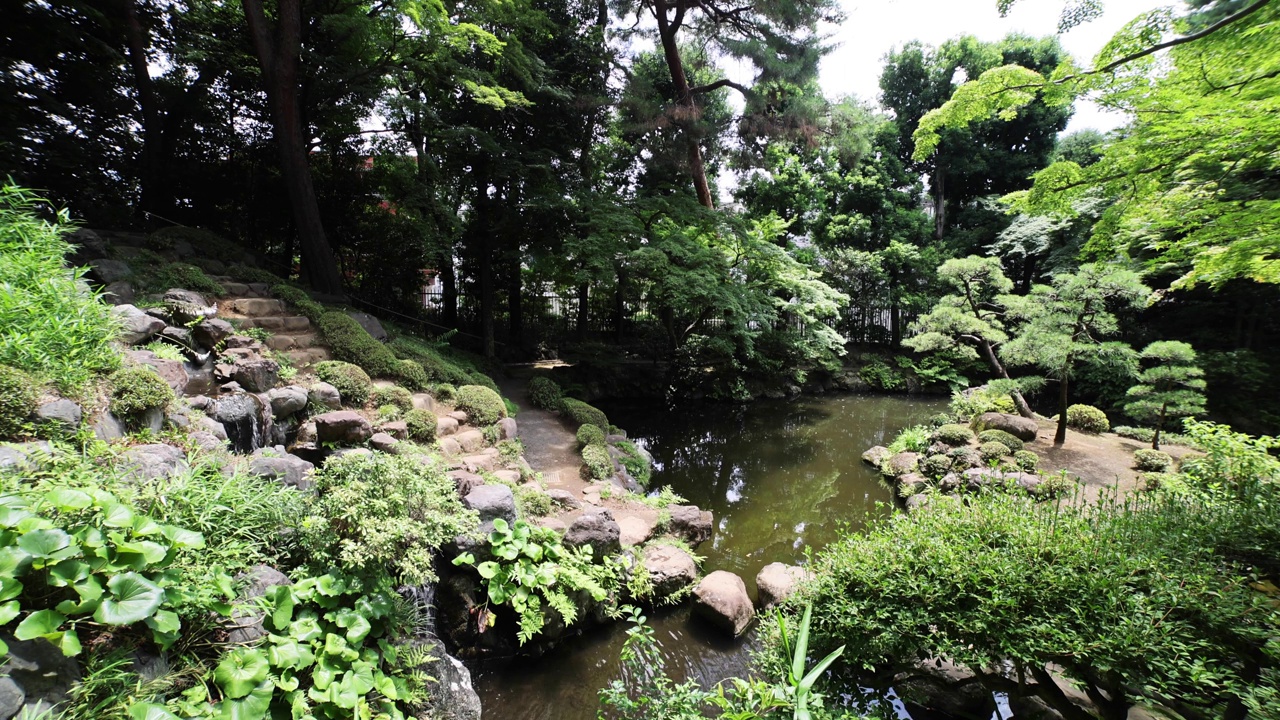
190,431 -> 225,453
370,432 -> 398,453
158,325 -> 193,351
0,442 -> 53,472
972,412 -> 1039,442
461,453 -> 497,473
309,382 -> 342,410
210,394 -> 269,454
564,509 -> 621,557
667,505 -> 713,547
756,563 -> 810,610
463,484 -> 517,525
34,399 -> 81,430
897,472 -> 929,497
490,469 -> 520,485
233,358 -> 279,393
346,311 -> 388,341
546,489 -> 581,509
862,445 -> 891,467
267,385 -> 308,419
618,515 -> 656,547
192,318 -> 234,349
102,281 -> 134,305
0,633 -> 81,719
162,288 -> 216,325
642,544 -> 699,599
226,565 -> 291,645
313,411 -> 372,445
455,429 -> 486,454
194,414 -> 229,441
91,413 -> 127,442
120,443 -> 188,482
439,437 -> 462,456
248,450 -> 315,490
125,349 -> 189,394
379,420 -> 408,439
112,304 -> 167,344
692,571 -> 754,636
882,452 -> 919,477
437,416 -> 459,437
447,410 -> 468,424
497,417 -> 518,440
448,470 -> 484,498
89,258 -> 131,284
423,641 -> 482,720
411,393 -> 434,412
905,494 -> 931,513
67,227 -> 108,262
539,518 -> 568,534
295,420 -> 317,444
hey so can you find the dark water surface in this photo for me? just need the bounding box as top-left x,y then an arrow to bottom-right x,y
473,394 -> 947,720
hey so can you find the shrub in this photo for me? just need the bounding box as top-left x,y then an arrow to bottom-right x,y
314,361 -> 372,406
270,284 -> 325,323
302,452 -> 477,584
1037,471 -> 1078,497
504,398 -> 518,417
376,404 -> 401,421
1133,449 -> 1173,472
887,425 -> 931,454
456,385 -> 506,426
919,454 -> 952,479
468,372 -> 500,393
930,423 -> 974,446
0,365 -> 37,438
515,486 -> 553,518
859,359 -> 905,391
108,366 -> 173,417
947,446 -> 982,471
397,359 -> 431,391
928,413 -> 951,428
136,261 -> 224,295
388,335 -> 472,385
978,441 -> 1010,462
0,186 -> 120,391
404,408 -> 437,443
948,384 -> 1016,421
561,398 -> 609,429
616,440 -> 652,487
581,443 -> 614,480
1065,404 -> 1110,434
528,376 -> 562,410
1114,425 -> 1155,442
577,423 -> 606,447
317,311 -> 401,378
1013,450 -> 1039,472
433,383 -> 457,404
977,429 -> 1025,453
225,263 -> 283,285
370,384 -> 413,413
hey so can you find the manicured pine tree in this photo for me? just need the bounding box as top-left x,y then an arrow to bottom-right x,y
1124,341 -> 1207,450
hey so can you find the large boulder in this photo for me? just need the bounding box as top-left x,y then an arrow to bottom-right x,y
497,417 -> 518,440
667,505 -> 713,547
455,429 -> 486,454
692,571 -> 754,636
0,633 -> 81,719
617,515 -> 656,547
422,641 -> 482,720
546,489 -> 581,509
112,304 -> 166,345
192,318 -> 234,350
162,288 -> 217,325
308,382 -> 342,410
89,258 -> 131,285
0,442 -> 53,473
210,394 -> 269,454
564,509 -> 621,557
641,544 -> 698,599
861,445 -> 891,467
882,451 -> 919,478
34,399 -> 82,430
346,311 -> 388,341
463,484 -> 517,525
226,565 -> 291,645
313,411 -> 373,445
125,350 -> 189,394
266,386 -> 309,419
755,562 -> 810,610
437,416 -> 459,437
972,412 -> 1038,442
248,449 -> 315,490
233,358 -> 279,394
448,470 -> 484,499
120,443 -> 188,482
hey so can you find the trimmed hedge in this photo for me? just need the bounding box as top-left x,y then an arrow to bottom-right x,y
931,424 -> 975,446
1066,404 -> 1110,434
432,384 -> 457,405
978,441 -> 1011,463
581,443 -> 614,481
108,366 -> 173,416
1133,449 -> 1173,472
370,385 -> 413,413
397,360 -> 430,391
560,398 -> 608,429
404,409 -> 437,443
528,376 -> 562,411
317,311 -> 401,378
314,361 -> 372,406
0,366 -> 37,438
977,429 -> 1025,453
455,385 -> 506,426
576,423 -> 605,447
1014,450 -> 1039,472
271,284 -> 325,324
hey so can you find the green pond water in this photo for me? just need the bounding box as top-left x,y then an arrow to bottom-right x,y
472,393 -> 948,720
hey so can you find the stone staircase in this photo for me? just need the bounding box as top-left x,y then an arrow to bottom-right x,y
213,278 -> 330,366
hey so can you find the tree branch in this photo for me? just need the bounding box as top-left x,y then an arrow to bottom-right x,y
688,78 -> 751,95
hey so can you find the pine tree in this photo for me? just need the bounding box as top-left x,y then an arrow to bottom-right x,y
1124,341 -> 1207,450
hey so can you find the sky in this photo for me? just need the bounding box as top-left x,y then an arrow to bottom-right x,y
815,0 -> 1170,132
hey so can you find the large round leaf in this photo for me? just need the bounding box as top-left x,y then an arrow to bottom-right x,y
14,608 -> 65,639
17,528 -> 71,558
214,648 -> 271,700
93,572 -> 164,625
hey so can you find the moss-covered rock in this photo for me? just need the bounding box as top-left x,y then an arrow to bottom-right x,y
455,385 -> 506,426
977,429 -> 1025,453
0,365 -> 38,438
560,398 -> 608,429
370,385 -> 413,413
404,409 -> 437,443
314,361 -> 373,406
108,366 -> 173,416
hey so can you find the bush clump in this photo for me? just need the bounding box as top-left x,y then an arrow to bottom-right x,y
402,409 -> 435,444
302,453 -> 477,584
1133,449 -> 1173,472
919,454 -> 952,479
1013,450 -> 1039,472
376,405 -> 401,421
1066,404 -> 1110,434
108,366 -> 173,416
515,486 -> 553,518
433,383 -> 457,405
271,284 -> 325,323
948,446 -> 982,471
560,398 -> 608,429
388,335 -> 473,385
226,263 -> 284,286
979,441 -> 1011,463
314,361 -> 372,406
0,365 -> 37,438
528,376 -> 562,410
1114,425 -> 1155,443
616,440 -> 652,487
148,226 -> 245,262
577,423 -> 606,447
887,425 -> 931,454
977,429 -> 1025,453
317,311 -> 401,378
397,359 -> 431,391
370,385 -> 413,413
456,385 -> 506,426
581,443 -> 614,481
468,372 -> 500,393
137,262 -> 224,295
931,424 -> 975,446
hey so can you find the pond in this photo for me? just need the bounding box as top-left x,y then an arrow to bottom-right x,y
472,393 -> 948,720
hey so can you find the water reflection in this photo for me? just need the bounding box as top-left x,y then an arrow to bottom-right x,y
474,393 -> 947,720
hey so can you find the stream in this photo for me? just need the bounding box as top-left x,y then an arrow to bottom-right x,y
472,393 -> 948,720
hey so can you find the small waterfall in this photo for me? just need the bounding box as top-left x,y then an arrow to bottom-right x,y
211,394 -> 265,454
400,582 -> 438,639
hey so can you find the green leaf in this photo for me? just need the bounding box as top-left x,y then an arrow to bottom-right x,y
48,559 -> 90,587
214,648 -> 271,699
160,525 -> 205,549
0,576 -> 21,601
333,609 -> 371,644
129,702 -> 182,720
0,599 -> 20,625
102,503 -> 135,528
145,609 -> 181,635
58,628 -> 83,656
94,572 -> 164,625
217,679 -> 273,720
452,552 -> 476,566
476,561 -> 500,580
290,616 -> 323,643
17,528 -> 71,558
45,488 -> 93,511
116,539 -> 169,565
270,586 -> 295,629
14,608 -> 65,639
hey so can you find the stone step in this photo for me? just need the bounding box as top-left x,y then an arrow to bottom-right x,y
286,347 -> 330,366
217,281 -> 272,299
232,316 -> 311,332
226,298 -> 287,317
266,333 -> 319,351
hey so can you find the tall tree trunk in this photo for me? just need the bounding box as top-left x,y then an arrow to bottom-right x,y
441,250 -> 457,326
507,256 -> 523,348
121,0 -> 166,217
933,161 -> 947,240
241,0 -> 345,296
1153,403 -> 1166,451
576,281 -> 590,340
476,199 -> 495,358
656,10 -> 714,209
978,338 -> 1036,419
614,265 -> 627,343
1055,375 -> 1070,445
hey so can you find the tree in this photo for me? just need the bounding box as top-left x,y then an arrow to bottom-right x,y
1002,263 -> 1149,444
1124,341 -> 1207,449
904,256 -> 1036,418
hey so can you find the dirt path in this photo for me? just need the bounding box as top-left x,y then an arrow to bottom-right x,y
1027,418 -> 1200,502
498,370 -> 583,492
